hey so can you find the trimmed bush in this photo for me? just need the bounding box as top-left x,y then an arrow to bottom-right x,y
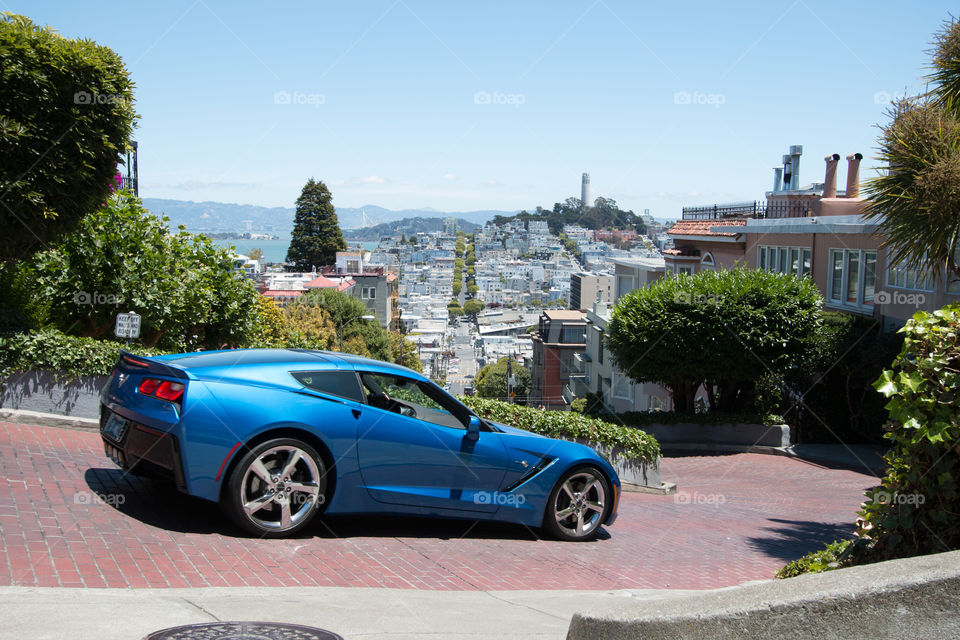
606,268 -> 822,413
784,312 -> 903,444
0,328 -> 163,379
461,397 -> 660,464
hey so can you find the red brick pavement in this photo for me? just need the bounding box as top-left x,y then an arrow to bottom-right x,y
0,421 -> 880,590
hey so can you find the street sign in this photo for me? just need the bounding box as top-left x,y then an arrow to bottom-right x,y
509,392 -> 516,398
115,311 -> 141,339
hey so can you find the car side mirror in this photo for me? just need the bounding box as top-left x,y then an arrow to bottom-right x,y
466,416 -> 481,441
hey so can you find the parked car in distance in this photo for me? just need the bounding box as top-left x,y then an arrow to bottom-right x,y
99,349 -> 620,540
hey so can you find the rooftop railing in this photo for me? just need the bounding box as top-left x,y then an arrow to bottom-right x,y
681,201 -> 766,220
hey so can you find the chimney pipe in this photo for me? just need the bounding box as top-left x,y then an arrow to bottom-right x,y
772,168 -> 783,192
782,155 -> 793,191
788,145 -> 803,190
823,153 -> 840,198
845,153 -> 863,198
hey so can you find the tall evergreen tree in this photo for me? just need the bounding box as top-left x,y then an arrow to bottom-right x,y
285,178 -> 346,271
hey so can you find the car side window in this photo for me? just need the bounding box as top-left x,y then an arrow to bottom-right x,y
292,371 -> 365,403
360,372 -> 467,429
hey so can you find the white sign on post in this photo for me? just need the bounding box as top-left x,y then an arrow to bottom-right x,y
115,311 -> 141,339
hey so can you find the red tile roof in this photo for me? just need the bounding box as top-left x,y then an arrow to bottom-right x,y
304,274 -> 340,289
667,219 -> 746,237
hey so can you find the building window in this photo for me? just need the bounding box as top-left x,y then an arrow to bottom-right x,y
613,373 -> 631,400
361,287 -> 377,299
887,261 -> 934,292
347,260 -> 360,272
616,275 -> 634,301
700,252 -> 716,272
676,264 -> 694,276
758,245 -> 812,277
827,249 -> 877,308
562,326 -> 585,344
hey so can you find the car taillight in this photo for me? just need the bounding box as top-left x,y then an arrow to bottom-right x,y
138,378 -> 184,403
155,381 -> 185,402
139,379 -> 161,395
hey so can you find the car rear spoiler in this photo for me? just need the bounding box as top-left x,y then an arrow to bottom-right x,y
117,350 -> 189,380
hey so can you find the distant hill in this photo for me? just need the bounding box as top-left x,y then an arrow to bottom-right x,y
491,198 -> 646,235
142,199 -> 294,233
343,217 -> 480,240
141,198 -> 516,233
335,205 -> 517,230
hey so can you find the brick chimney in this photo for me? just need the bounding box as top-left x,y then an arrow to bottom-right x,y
845,153 -> 863,198
823,153 -> 840,198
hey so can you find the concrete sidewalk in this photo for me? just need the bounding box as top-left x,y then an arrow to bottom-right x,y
0,585 -> 704,640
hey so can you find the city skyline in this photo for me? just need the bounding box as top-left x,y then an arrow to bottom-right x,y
12,1 -> 956,216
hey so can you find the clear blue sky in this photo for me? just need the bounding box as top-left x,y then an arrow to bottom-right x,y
10,1 -> 956,217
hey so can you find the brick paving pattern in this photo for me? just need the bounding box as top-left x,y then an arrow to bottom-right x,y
0,421 -> 880,590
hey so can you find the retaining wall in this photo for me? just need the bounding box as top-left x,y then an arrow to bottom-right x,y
567,549 -> 960,640
1,371 -> 107,419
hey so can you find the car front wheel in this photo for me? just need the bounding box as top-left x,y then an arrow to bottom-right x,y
224,438 -> 327,537
543,466 -> 611,542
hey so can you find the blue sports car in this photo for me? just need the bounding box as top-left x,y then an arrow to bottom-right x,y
99,349 -> 620,541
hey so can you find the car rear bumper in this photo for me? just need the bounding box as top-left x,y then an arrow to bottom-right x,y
100,405 -> 187,492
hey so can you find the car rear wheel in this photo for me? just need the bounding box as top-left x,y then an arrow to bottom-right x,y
224,438 -> 327,538
542,466 -> 611,542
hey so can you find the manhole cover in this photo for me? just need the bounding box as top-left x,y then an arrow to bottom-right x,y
143,621 -> 344,640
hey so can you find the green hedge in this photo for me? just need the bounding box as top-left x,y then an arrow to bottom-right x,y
461,397 -> 660,464
0,328 -> 164,379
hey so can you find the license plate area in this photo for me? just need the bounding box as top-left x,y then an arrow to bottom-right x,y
101,412 -> 129,443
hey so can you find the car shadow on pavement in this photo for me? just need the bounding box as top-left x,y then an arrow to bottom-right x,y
745,517 -> 856,563
308,514 -> 571,543
84,467 -> 237,535
83,467 -> 598,543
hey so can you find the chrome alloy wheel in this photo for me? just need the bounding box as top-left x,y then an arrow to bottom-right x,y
553,472 -> 606,538
239,445 -> 324,532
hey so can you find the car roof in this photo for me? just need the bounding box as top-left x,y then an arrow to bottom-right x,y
154,348 -> 422,378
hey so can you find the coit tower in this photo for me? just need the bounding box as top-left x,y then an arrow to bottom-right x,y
581,173 -> 590,209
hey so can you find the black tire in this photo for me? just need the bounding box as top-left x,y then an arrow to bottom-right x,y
542,465 -> 612,542
223,438 -> 328,538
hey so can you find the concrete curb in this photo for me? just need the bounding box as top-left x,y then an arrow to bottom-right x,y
566,550 -> 960,640
661,442 -> 886,474
623,481 -> 677,495
0,408 -> 98,431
